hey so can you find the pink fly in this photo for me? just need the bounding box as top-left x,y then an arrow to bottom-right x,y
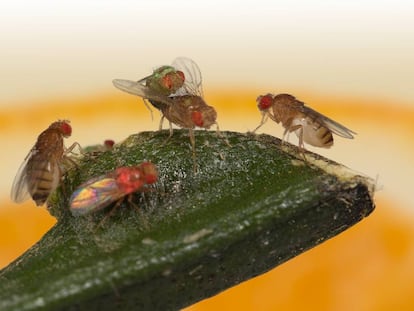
69,162 -> 158,216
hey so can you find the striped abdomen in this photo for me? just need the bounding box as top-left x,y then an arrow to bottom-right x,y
291,116 -> 334,148
26,154 -> 60,206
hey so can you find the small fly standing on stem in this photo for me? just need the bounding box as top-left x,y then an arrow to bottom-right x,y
112,57 -> 224,171
253,93 -> 356,151
11,120 -> 79,206
69,162 -> 158,217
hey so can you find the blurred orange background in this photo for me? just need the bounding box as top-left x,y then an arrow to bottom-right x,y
1,1 -> 414,310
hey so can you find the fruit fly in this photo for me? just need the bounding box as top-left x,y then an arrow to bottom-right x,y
69,162 -> 158,216
253,93 -> 356,149
11,120 -> 78,206
139,63 -> 185,96
116,58 -> 186,119
113,57 -> 222,171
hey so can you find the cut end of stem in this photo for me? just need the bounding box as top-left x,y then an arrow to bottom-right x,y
1,130 -> 375,311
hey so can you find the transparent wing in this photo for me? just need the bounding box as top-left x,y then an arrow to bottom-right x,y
10,148 -> 35,203
301,106 -> 356,139
70,177 -> 124,216
112,79 -> 174,106
137,73 -> 154,85
171,57 -> 204,97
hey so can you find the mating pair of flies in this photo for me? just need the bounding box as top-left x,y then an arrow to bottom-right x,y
10,57 -> 356,217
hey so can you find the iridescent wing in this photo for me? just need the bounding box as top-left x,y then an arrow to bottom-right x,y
171,57 -> 204,97
70,176 -> 124,216
10,148 -> 33,203
301,105 -> 356,139
112,79 -> 175,106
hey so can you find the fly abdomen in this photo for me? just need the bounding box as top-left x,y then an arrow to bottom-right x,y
28,169 -> 54,206
316,126 -> 334,147
298,117 -> 334,148
27,157 -> 59,206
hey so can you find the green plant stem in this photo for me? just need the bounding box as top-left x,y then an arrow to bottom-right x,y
0,130 -> 375,311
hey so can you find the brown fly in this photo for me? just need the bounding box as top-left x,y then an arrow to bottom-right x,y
112,57 -> 224,171
11,120 -> 78,206
253,93 -> 356,150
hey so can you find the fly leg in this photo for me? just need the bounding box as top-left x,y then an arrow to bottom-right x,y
215,122 -> 231,147
158,115 -> 165,131
286,124 -> 307,161
95,198 -> 125,229
128,194 -> 149,229
65,142 -> 83,157
161,120 -> 174,146
142,99 -> 154,121
59,142 -> 83,198
251,113 -> 268,133
188,128 -> 198,173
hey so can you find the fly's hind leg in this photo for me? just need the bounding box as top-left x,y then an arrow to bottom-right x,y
285,125 -> 307,161
282,124 -> 301,146
188,128 -> 198,173
128,194 -> 149,229
158,115 -> 165,131
161,120 -> 174,146
95,198 -> 125,229
215,122 -> 231,147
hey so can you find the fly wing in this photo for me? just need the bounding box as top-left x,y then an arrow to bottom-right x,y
171,57 -> 204,97
137,73 -> 154,85
10,148 -> 33,203
69,176 -> 124,216
301,106 -> 356,139
112,79 -> 174,106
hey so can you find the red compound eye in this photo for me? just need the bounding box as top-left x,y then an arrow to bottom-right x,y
176,70 -> 185,83
139,162 -> 158,184
104,139 -> 115,148
144,173 -> 157,184
60,121 -> 72,137
162,75 -> 173,89
257,95 -> 273,110
191,111 -> 204,127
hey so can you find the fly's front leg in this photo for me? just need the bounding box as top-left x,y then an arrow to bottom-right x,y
65,142 -> 83,156
62,142 -> 83,170
251,113 -> 268,133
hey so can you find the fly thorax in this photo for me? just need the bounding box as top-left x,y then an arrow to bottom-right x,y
116,168 -> 144,194
272,104 -> 288,124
